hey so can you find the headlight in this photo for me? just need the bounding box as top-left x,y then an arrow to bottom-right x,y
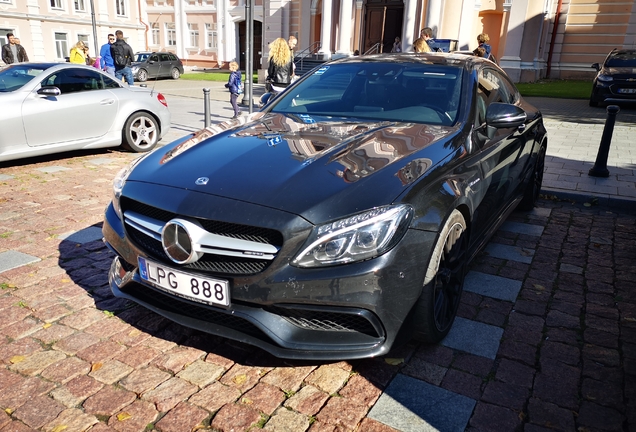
597,74 -> 613,83
292,205 -> 413,268
112,155 -> 148,217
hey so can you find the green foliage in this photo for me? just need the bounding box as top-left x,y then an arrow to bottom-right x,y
516,80 -> 592,99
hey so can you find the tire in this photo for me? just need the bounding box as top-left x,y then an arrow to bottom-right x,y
137,69 -> 148,82
411,209 -> 468,344
121,112 -> 159,153
518,144 -> 546,211
171,68 -> 181,80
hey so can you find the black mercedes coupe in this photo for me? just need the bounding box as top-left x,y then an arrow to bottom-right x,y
103,53 -> 547,360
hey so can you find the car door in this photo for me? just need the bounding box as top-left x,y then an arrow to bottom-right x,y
159,53 -> 173,77
147,54 -> 162,78
469,67 -> 533,239
21,68 -> 119,147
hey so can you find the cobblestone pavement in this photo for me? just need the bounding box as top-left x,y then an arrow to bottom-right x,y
0,86 -> 635,431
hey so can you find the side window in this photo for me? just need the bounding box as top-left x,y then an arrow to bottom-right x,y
150,55 -> 159,62
159,53 -> 170,62
103,74 -> 122,89
169,54 -> 178,61
45,68 -> 109,94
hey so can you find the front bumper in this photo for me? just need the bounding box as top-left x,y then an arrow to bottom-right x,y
103,198 -> 437,360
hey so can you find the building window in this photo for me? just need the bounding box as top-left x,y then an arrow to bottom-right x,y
206,24 -> 217,49
78,34 -> 90,51
0,0 -> 13,4
151,23 -> 160,46
166,23 -> 176,46
116,0 -> 126,16
74,0 -> 86,11
50,0 -> 64,9
55,33 -> 69,59
188,23 -> 199,48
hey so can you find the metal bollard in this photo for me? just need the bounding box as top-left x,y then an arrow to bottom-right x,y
203,88 -> 210,128
588,105 -> 620,178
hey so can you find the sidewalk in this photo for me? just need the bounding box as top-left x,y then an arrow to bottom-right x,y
149,79 -> 636,209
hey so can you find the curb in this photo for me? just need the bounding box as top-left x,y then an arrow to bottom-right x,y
541,186 -> 636,210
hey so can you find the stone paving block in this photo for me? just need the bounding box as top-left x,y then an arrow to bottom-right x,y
188,381 -> 242,412
176,359 -> 225,387
0,173 -> 14,180
210,403 -> 261,432
263,406 -> 311,432
36,166 -> 72,173
88,158 -> 118,166
368,373 -> 476,432
41,355 -> 91,384
9,350 -> 67,376
316,396 -> 368,430
88,359 -> 134,385
400,356 -> 447,385
284,385 -> 329,416
261,365 -> 316,392
83,385 -> 137,417
464,271 -> 522,302
484,242 -> 534,264
141,377 -> 199,412
339,374 -> 383,408
0,251 -> 41,273
500,221 -> 544,236
42,407 -> 99,432
240,382 -> 285,416
304,364 -> 351,395
119,366 -> 171,395
58,226 -> 104,244
107,399 -> 159,432
153,401 -> 207,432
12,394 -> 64,429
441,317 -> 504,360
50,375 -> 105,408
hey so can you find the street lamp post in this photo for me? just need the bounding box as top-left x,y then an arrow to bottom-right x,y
89,0 -> 99,58
241,0 -> 254,112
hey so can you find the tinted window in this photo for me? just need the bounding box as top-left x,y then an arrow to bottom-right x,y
43,68 -> 110,94
607,51 -> 636,68
0,64 -> 47,92
159,53 -> 171,61
478,68 -> 516,105
169,54 -> 179,61
270,62 -> 463,126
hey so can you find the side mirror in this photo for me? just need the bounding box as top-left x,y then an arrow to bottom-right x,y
37,86 -> 61,96
484,102 -> 527,139
591,63 -> 600,71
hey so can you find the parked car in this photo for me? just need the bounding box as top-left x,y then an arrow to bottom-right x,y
132,52 -> 184,82
0,62 -> 170,163
103,53 -> 547,360
589,48 -> 636,107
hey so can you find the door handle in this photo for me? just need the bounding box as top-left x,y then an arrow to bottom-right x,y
100,99 -> 115,105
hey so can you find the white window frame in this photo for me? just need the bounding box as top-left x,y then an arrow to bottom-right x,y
188,23 -> 199,48
77,33 -> 90,51
50,0 -> 64,10
166,23 -> 176,46
0,0 -> 13,4
206,24 -> 217,49
74,0 -> 86,11
151,23 -> 160,46
116,0 -> 127,17
55,32 -> 69,60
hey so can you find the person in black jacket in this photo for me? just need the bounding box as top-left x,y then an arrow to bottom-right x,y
267,38 -> 294,89
2,33 -> 29,64
111,30 -> 135,85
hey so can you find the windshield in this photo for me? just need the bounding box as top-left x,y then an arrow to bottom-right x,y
0,64 -> 47,92
135,53 -> 151,62
269,61 -> 463,126
607,51 -> 636,68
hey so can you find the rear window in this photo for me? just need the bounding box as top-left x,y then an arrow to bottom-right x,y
270,62 -> 463,126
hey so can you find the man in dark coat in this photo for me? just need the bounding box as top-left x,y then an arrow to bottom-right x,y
2,33 -> 29,64
110,30 -> 135,85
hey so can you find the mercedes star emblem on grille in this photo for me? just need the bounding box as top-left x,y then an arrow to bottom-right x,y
162,219 -> 200,264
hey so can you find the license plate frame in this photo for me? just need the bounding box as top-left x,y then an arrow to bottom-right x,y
138,257 -> 230,307
618,88 -> 636,94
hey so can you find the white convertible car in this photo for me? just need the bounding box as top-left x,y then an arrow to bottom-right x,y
0,62 -> 171,163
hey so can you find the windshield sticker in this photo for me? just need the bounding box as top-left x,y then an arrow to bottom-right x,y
298,114 -> 316,124
314,66 -> 329,75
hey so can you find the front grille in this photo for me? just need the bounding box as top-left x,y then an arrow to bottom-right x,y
121,197 -> 282,275
267,306 -> 380,338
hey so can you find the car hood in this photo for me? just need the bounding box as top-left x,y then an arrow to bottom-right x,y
127,112 -> 458,223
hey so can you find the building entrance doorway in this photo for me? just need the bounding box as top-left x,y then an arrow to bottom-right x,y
239,20 -> 263,71
362,0 -> 404,54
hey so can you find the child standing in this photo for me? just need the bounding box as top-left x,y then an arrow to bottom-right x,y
225,61 -> 242,119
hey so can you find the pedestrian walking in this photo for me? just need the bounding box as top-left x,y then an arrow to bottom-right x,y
225,61 -> 242,119
69,40 -> 89,64
111,30 -> 135,85
1,32 -> 29,64
100,33 -> 116,76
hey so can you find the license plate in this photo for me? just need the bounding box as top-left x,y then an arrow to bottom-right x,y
138,257 -> 230,307
618,88 -> 636,94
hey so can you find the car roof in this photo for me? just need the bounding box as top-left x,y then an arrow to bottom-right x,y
329,52 -> 490,72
